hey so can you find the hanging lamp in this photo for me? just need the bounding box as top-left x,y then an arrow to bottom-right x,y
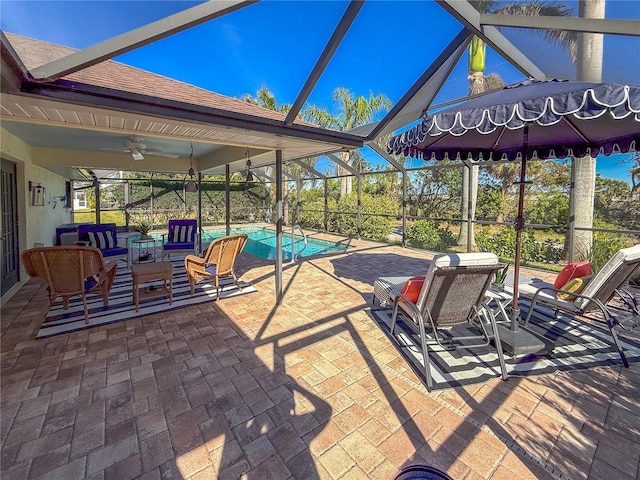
185,142 -> 198,193
245,147 -> 254,183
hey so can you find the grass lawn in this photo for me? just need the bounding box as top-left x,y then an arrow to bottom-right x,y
73,211 -> 125,225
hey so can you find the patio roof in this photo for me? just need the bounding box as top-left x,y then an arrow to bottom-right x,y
1,31 -> 364,181
2,1 -> 638,181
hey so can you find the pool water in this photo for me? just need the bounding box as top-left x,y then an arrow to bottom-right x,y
202,227 -> 351,260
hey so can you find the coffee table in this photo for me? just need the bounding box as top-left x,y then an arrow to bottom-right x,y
131,262 -> 174,312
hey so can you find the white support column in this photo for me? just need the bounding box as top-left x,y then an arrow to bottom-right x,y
225,164 -> 231,236
275,150 -> 283,305
197,172 -> 202,253
402,172 -> 407,248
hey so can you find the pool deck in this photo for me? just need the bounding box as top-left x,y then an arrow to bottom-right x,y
2,233 -> 639,479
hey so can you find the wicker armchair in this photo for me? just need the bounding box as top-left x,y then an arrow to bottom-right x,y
21,246 -> 117,323
184,234 -> 247,299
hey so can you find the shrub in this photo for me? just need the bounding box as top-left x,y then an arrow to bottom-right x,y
406,220 -> 457,252
330,193 -> 397,241
475,227 -> 563,264
588,220 -> 636,272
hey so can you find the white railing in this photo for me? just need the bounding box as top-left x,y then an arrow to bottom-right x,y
290,224 -> 308,263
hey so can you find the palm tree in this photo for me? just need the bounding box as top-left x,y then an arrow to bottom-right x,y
241,86 -> 291,113
460,0 -> 575,249
303,87 -> 391,197
570,0 -> 605,260
631,152 -> 640,199
241,86 -> 293,223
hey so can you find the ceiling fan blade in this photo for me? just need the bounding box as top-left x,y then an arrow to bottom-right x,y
101,147 -> 129,152
142,150 -> 179,158
131,150 -> 145,161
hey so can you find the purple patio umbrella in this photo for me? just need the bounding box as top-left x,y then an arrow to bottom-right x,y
387,79 -> 640,338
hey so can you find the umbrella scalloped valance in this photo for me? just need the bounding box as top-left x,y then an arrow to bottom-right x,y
387,79 -> 640,161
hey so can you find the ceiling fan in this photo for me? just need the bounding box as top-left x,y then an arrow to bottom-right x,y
102,137 -> 179,160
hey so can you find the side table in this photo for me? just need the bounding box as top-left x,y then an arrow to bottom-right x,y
131,262 -> 174,312
484,287 -> 513,323
132,238 -> 156,264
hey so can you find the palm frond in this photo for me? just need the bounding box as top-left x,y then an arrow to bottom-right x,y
495,1 -> 577,63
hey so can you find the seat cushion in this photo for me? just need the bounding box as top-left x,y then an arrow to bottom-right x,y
432,252 -> 499,268
102,246 -> 128,258
164,242 -> 194,251
576,244 -> 640,310
553,261 -> 591,288
519,279 -> 576,309
204,264 -> 218,275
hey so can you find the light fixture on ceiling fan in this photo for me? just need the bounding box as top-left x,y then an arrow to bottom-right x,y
130,148 -> 145,161
101,137 -> 179,160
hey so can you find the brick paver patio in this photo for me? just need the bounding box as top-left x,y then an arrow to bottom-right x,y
2,236 -> 639,479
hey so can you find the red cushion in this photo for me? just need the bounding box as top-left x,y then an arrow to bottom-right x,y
553,261 -> 591,289
399,276 -> 425,303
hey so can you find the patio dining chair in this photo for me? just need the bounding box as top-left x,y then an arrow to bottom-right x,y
520,243 -> 640,367
162,219 -> 199,260
184,234 -> 248,299
21,246 -> 117,324
390,252 -> 508,391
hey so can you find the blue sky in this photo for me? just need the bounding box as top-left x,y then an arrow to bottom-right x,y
1,0 -> 637,185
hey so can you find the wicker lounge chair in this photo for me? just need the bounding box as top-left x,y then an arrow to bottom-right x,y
390,252 -> 508,391
520,244 -> 640,367
21,246 -> 117,323
184,234 -> 248,299
162,219 -> 199,260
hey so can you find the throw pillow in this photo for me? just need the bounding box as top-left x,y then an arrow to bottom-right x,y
553,261 -> 591,289
88,231 -> 114,250
172,225 -> 193,243
398,276 -> 425,303
557,275 -> 593,301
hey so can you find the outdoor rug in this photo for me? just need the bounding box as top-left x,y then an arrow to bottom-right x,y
368,305 -> 640,391
37,257 -> 257,339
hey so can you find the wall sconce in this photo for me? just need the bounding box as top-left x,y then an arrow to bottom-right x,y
30,182 -> 45,206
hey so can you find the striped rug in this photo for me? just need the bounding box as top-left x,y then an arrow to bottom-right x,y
368,305 -> 640,391
37,257 -> 257,339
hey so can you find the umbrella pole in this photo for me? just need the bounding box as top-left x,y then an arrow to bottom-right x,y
497,125 -> 544,356
510,126 -> 529,332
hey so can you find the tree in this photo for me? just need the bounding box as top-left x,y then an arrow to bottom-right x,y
303,88 -> 391,197
570,0 -> 605,260
461,0 -> 575,250
631,152 -> 640,198
241,86 -> 291,113
241,86 -> 293,223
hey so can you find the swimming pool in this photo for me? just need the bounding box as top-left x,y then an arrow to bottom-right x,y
202,227 -> 351,260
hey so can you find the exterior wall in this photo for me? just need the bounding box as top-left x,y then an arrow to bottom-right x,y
74,190 -> 87,210
1,127 -> 72,301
